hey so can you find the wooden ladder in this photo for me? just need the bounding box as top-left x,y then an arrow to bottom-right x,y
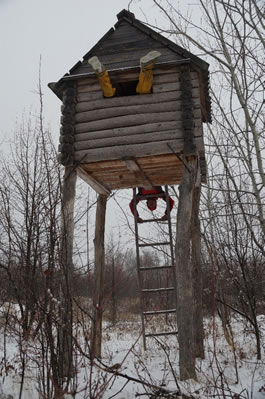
132,186 -> 178,350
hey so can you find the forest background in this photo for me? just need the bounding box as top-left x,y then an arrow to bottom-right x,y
0,0 -> 264,398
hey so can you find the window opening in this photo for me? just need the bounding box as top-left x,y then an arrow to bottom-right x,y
111,80 -> 139,97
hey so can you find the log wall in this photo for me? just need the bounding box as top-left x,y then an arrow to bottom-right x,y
58,85 -> 77,166
72,66 -> 203,164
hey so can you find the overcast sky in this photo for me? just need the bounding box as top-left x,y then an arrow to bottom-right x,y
0,0 -> 171,243
0,0 -> 197,143
0,0 -> 188,247
0,0 -> 164,142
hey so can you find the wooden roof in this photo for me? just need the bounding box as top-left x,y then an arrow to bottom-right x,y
49,9 -> 211,122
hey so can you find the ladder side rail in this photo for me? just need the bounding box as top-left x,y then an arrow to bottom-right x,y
164,185 -> 178,315
133,187 -> 147,350
164,185 -> 175,263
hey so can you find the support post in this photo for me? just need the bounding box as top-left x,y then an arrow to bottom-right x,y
90,193 -> 108,359
175,156 -> 197,381
191,170 -> 204,359
59,166 -> 77,381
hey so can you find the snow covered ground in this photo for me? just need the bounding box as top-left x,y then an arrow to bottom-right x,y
0,314 -> 264,398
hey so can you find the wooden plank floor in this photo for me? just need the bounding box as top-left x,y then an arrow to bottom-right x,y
78,154 -> 190,191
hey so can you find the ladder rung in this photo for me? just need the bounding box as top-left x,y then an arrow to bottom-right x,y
145,331 -> 178,337
144,309 -> 176,316
135,193 -> 166,200
140,218 -> 168,223
139,241 -> 170,248
140,265 -> 173,271
142,287 -> 175,293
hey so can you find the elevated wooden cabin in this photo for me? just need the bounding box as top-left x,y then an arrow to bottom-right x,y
49,9 -> 211,194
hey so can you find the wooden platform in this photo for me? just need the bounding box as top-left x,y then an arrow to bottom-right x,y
76,153 -> 204,194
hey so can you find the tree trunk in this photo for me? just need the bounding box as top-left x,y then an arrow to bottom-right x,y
59,166 -> 77,381
175,157 -> 197,380
90,194 -> 108,359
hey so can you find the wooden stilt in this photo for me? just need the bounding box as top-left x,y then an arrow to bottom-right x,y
90,194 -> 108,359
59,166 -> 77,380
175,157 -> 197,381
191,170 -> 205,359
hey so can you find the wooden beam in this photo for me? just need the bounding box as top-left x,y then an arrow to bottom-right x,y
74,137 -> 204,163
58,166 -> 77,379
59,84 -> 76,166
74,130 -> 186,151
90,194 -> 108,359
77,166 -> 111,195
175,157 -> 198,381
180,64 -> 197,155
75,101 -> 182,123
76,90 -> 185,110
75,110 -> 184,134
74,121 -> 182,142
191,167 -> 204,359
123,158 -> 153,189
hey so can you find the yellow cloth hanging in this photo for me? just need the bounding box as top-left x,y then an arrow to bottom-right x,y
136,62 -> 155,94
97,61 -> 156,97
97,69 -> 116,98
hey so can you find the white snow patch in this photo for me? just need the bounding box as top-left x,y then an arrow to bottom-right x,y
0,316 -> 264,398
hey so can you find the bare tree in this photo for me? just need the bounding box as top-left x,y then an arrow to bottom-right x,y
202,172 -> 265,359
131,0 -> 264,377
136,0 -> 264,244
0,82 -> 84,396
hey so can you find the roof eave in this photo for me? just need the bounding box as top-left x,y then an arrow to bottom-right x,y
115,10 -> 209,72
